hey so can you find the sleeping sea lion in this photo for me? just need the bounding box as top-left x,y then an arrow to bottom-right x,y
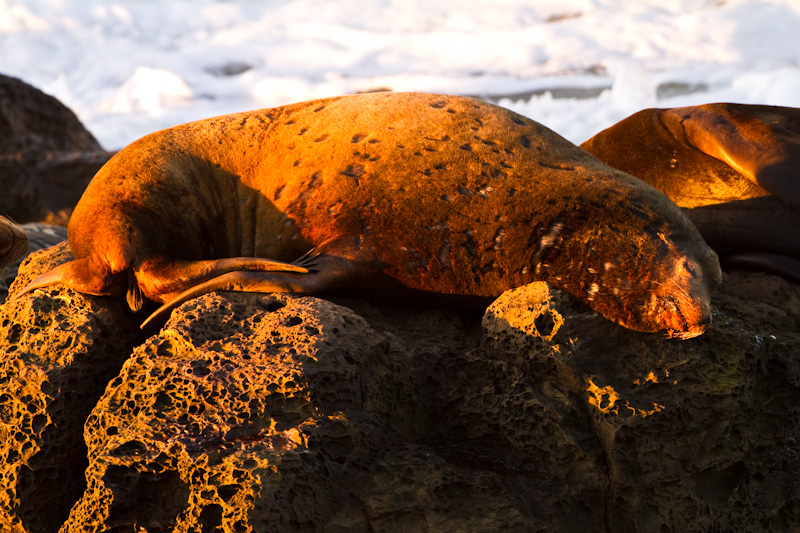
581,103 -> 800,282
14,92 -> 721,338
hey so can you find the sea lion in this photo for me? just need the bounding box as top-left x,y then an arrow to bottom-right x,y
1,219 -> 67,303
14,92 -> 721,338
581,103 -> 800,282
0,216 -> 28,272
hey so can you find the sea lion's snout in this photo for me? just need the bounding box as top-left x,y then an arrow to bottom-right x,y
650,255 -> 718,340
657,292 -> 712,340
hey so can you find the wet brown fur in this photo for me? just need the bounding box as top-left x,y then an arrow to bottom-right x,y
16,92 -> 720,336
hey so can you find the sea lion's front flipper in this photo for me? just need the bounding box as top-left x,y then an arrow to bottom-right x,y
669,104 -> 800,209
12,257 -> 125,301
139,253 -> 365,329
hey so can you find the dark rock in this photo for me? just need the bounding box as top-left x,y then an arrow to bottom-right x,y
1,244 -> 799,531
0,74 -> 113,222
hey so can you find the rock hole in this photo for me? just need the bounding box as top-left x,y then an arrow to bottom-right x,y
108,440 -> 148,457
218,484 -> 239,502
199,504 -> 224,531
264,300 -> 286,312
31,413 -> 48,433
533,312 -> 556,338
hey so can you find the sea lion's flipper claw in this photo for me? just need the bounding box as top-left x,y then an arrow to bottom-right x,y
126,270 -> 144,312
291,249 -> 322,270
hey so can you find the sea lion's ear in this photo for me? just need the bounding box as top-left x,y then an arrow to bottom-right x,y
126,270 -> 144,312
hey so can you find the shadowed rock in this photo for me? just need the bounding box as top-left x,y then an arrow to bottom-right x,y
0,74 -> 112,223
0,245 -> 797,531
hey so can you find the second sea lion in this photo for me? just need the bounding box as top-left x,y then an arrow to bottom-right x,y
581,103 -> 800,281
0,216 -> 27,273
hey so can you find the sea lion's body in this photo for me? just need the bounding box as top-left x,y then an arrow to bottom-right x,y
17,92 -> 720,337
581,103 -> 800,281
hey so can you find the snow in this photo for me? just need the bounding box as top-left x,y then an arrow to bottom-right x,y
1,0 -> 799,150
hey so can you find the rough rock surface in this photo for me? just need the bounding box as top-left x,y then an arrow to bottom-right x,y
1,245 -> 798,532
0,74 -> 112,222
0,242 -> 141,533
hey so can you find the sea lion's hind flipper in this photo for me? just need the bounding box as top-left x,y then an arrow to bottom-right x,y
673,104 -> 800,209
134,256 -> 310,303
139,254 -> 359,329
722,252 -> 800,283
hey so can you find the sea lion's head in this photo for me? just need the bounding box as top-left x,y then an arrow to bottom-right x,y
587,227 -> 721,339
636,232 -> 720,339
539,206 -> 722,339
0,216 -> 28,272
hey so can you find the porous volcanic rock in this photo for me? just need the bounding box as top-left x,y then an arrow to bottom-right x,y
1,245 -> 799,532
0,242 -> 141,533
0,74 -> 112,222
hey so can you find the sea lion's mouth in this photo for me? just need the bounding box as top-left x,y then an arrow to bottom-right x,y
668,327 -> 704,340
661,295 -> 709,340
